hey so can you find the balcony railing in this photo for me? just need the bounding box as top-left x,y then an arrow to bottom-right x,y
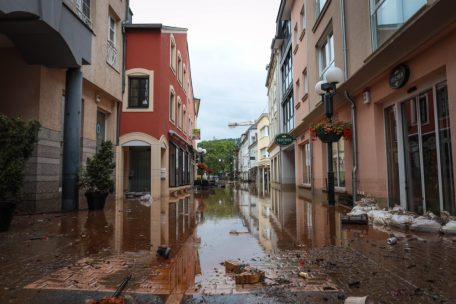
107,40 -> 118,69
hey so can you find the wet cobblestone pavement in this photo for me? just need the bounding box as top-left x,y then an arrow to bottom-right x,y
1,185 -> 456,303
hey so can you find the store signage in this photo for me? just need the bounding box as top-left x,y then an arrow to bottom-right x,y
389,64 -> 410,89
192,128 -> 201,140
275,133 -> 294,146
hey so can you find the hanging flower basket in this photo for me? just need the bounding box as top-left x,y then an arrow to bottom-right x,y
310,119 -> 352,143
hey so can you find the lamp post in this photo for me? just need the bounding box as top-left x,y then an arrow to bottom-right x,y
315,66 -> 344,206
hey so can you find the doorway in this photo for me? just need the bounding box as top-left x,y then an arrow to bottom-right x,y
129,147 -> 151,192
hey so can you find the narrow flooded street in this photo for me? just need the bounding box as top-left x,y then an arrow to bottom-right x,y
1,185 -> 455,303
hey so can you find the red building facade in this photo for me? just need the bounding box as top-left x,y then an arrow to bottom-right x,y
116,24 -> 199,199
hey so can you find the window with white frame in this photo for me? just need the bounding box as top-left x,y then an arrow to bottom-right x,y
332,139 -> 345,187
260,126 -> 269,137
170,35 -> 176,72
302,142 -> 311,184
316,0 -> 328,16
177,97 -> 182,129
300,5 -> 306,32
370,0 -> 426,50
283,94 -> 294,133
169,87 -> 176,122
76,0 -> 91,27
260,148 -> 269,158
318,31 -> 334,78
183,107 -> 186,132
177,52 -> 183,85
108,15 -> 116,44
183,64 -> 187,93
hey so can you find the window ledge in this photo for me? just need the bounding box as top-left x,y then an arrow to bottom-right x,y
295,102 -> 301,110
312,0 -> 332,33
301,93 -> 309,102
298,183 -> 311,189
293,44 -> 299,55
299,29 -> 306,41
322,186 -> 346,193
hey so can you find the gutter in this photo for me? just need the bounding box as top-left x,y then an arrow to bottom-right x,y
340,0 -> 348,80
117,0 -> 130,146
344,91 -> 358,205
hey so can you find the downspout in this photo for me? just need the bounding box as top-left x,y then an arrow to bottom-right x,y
345,91 -> 358,205
340,0 -> 358,205
117,0 -> 130,146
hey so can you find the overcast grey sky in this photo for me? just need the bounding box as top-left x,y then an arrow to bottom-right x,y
129,0 -> 281,140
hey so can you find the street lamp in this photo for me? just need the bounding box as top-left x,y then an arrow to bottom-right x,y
314,66 -> 344,206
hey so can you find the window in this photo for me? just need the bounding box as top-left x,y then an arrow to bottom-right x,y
316,0 -> 328,16
108,15 -> 116,44
280,20 -> 291,55
260,126 -> 269,137
302,142 -> 311,184
183,65 -> 187,93
281,50 -> 293,94
293,24 -> 299,46
128,77 -> 149,108
318,32 -> 334,78
188,117 -> 192,136
183,107 -> 187,132
303,69 -> 308,95
75,0 -> 91,26
177,52 -> 183,85
261,148 -> 269,158
177,97 -> 182,129
371,0 -> 426,50
283,94 -> 294,133
332,140 -> 345,187
169,87 -> 176,122
300,5 -> 306,32
170,35 -> 176,72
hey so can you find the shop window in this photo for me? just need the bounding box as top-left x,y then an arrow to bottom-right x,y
332,140 -> 345,187
128,77 -> 149,108
302,142 -> 311,185
371,0 -> 426,50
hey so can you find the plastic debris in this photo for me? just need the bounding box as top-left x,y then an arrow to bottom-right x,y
344,296 -> 375,304
390,214 -> 415,228
368,210 -> 393,226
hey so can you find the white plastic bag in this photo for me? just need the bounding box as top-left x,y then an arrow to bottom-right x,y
368,210 -> 393,226
441,220 -> 456,234
390,214 -> 414,228
410,216 -> 441,233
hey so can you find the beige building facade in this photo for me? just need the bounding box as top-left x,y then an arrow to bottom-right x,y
0,0 -> 128,213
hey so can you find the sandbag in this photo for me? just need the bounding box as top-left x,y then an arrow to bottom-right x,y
441,220 -> 456,234
368,210 -> 393,226
390,214 -> 414,228
410,216 -> 442,233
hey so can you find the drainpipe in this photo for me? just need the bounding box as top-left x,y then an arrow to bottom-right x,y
117,0 -> 130,146
340,0 -> 357,204
345,91 -> 357,205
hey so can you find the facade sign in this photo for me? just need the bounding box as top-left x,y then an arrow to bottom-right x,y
192,128 -> 201,140
389,64 -> 410,89
275,133 -> 294,146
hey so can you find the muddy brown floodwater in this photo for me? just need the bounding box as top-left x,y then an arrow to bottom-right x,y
0,184 -> 455,304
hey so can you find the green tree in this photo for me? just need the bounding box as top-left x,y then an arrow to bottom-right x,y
198,139 -> 237,176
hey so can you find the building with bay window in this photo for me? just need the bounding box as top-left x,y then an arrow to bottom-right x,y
118,24 -> 200,200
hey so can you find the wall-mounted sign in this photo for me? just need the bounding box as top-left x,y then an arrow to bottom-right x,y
192,128 -> 201,140
389,64 -> 410,89
275,133 -> 294,146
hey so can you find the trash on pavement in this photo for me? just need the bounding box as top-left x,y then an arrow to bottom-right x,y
224,260 -> 244,273
298,272 -> 327,284
344,295 -> 375,304
368,210 -> 393,226
342,214 -> 368,225
390,214 -> 415,228
229,230 -> 249,235
410,215 -> 442,233
234,266 -> 265,284
387,237 -> 398,245
441,220 -> 456,234
156,245 -> 171,259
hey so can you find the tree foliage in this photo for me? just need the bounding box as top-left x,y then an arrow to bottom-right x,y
197,139 -> 237,175
0,115 -> 40,202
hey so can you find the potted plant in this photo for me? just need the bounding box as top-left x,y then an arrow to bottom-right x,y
310,119 -> 352,143
0,114 -> 40,232
79,140 -> 115,210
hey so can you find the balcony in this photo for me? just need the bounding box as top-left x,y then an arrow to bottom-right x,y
106,40 -> 118,69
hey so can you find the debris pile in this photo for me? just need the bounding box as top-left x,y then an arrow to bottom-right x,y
345,197 -> 456,234
224,260 -> 265,284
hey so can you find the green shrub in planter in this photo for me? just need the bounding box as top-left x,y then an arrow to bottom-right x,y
0,114 -> 40,231
79,140 -> 115,210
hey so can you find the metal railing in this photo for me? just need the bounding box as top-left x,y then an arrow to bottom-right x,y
107,40 -> 118,68
64,0 -> 92,28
